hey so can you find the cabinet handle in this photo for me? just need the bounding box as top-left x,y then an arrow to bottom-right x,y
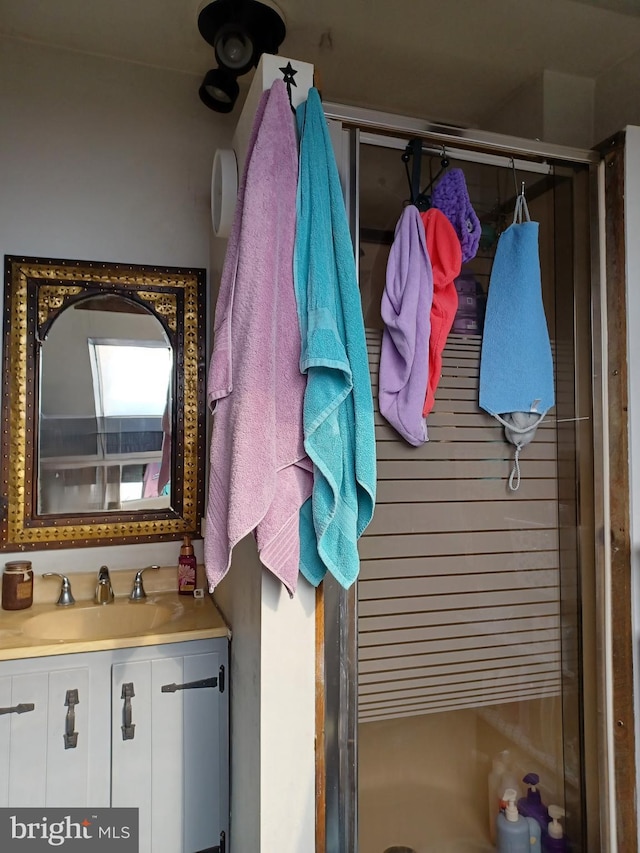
161,676 -> 218,693
0,703 -> 35,716
121,682 -> 135,741
64,689 -> 79,749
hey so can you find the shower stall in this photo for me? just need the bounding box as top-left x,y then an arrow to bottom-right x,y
318,110 -> 614,853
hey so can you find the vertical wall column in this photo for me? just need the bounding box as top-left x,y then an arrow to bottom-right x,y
210,54 -> 317,853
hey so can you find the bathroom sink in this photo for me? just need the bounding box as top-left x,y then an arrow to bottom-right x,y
22,602 -> 174,641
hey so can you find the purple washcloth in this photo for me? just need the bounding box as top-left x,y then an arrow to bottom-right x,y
379,205 -> 434,446
205,79 -> 313,596
431,168 -> 481,264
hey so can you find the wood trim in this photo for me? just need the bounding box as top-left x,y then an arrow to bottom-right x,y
315,584 -> 326,853
603,131 -> 638,850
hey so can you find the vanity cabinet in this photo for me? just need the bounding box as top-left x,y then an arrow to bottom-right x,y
0,637 -> 229,853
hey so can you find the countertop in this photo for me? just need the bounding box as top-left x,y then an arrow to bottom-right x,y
0,565 -> 230,661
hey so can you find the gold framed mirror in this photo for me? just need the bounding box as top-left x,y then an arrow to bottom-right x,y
1,255 -> 206,550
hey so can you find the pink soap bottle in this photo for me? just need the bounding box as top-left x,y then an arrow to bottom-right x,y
178,535 -> 197,595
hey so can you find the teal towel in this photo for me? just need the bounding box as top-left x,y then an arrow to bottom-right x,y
294,88 -> 377,589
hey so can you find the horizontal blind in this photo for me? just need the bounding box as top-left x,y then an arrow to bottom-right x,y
358,330 -> 561,722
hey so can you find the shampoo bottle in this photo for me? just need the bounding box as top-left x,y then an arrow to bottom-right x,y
543,805 -> 569,852
178,535 -> 197,595
488,751 -> 519,843
518,773 -> 550,837
497,789 -> 542,853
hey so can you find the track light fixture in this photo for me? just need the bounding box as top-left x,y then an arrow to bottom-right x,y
197,0 -> 286,113
199,68 -> 240,113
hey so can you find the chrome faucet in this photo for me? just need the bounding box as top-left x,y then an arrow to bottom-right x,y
43,572 -> 76,606
95,565 -> 114,605
129,565 -> 160,601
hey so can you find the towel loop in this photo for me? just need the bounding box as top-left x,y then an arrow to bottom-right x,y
513,189 -> 531,225
508,443 -> 523,491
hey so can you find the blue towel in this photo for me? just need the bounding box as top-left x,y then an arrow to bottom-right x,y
294,88 -> 377,589
479,214 -> 554,419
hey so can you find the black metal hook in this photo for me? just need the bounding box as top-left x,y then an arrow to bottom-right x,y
421,145 -> 449,197
402,140 -> 449,212
510,157 -> 526,199
279,61 -> 298,114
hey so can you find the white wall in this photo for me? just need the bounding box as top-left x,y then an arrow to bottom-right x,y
481,69 -> 594,148
215,555 -> 317,853
0,36 -> 235,571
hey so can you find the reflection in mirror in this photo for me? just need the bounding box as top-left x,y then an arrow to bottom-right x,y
1,256 -> 206,551
38,295 -> 173,515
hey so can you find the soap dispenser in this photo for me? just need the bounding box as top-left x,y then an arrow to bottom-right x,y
497,788 -> 542,853
543,805 -> 569,852
518,772 -> 549,837
178,534 -> 197,595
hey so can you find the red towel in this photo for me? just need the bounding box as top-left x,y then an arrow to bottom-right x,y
421,208 -> 462,416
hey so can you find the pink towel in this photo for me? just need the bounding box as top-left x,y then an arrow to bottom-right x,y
205,80 -> 312,596
157,391 -> 171,495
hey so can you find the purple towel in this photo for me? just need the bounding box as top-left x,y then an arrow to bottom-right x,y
379,205 -> 434,446
431,168 -> 481,264
205,80 -> 313,596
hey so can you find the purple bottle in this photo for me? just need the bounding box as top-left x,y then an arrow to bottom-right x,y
518,773 -> 550,837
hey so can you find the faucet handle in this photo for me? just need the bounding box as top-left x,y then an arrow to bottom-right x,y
43,572 -> 76,606
129,565 -> 160,601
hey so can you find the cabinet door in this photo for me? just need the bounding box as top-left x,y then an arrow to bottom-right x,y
112,645 -> 227,853
174,649 -> 226,853
0,666 -> 91,807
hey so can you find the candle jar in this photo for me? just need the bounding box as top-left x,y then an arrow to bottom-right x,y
2,560 -> 34,610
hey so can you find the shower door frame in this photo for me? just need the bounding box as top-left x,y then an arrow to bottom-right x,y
315,105 -> 631,853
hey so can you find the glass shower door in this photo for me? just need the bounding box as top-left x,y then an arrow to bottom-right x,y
355,138 -> 595,853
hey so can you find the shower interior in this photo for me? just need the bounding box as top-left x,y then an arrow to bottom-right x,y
355,136 -> 596,853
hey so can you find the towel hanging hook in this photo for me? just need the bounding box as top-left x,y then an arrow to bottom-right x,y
402,138 -> 425,207
401,140 -> 450,212
510,157 -> 519,198
511,159 -> 526,198
418,144 -> 449,203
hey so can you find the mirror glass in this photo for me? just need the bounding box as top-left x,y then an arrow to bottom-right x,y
1,256 -> 206,551
38,294 -> 173,515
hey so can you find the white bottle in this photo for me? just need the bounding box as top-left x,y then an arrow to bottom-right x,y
544,805 -> 568,852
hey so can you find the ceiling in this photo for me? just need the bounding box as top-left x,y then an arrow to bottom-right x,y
1,0 -> 640,131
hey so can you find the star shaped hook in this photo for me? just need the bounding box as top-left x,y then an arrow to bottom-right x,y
279,61 -> 298,109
